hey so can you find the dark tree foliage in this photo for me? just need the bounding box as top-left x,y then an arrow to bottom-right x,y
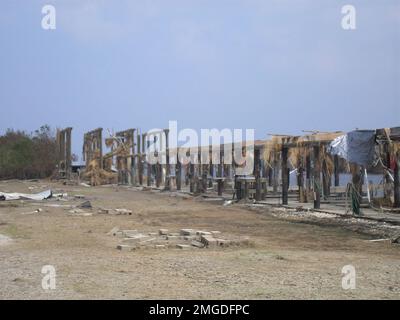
0,125 -> 57,179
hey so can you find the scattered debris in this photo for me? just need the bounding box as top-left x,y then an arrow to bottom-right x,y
79,183 -> 91,188
113,228 -> 252,251
21,208 -> 43,215
223,200 -> 233,206
114,208 -> 132,215
0,189 -> 52,201
107,227 -> 120,236
78,201 -> 92,209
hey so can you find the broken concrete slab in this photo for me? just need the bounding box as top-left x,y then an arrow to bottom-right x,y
201,235 -> 217,247
155,244 -> 166,249
122,234 -> 149,243
115,208 -> 132,215
107,227 -> 120,236
117,244 -> 137,251
196,231 -> 212,236
191,240 -> 205,248
180,228 -> 195,236
176,244 -> 191,250
122,230 -> 139,237
159,229 -> 168,235
78,200 -> 92,209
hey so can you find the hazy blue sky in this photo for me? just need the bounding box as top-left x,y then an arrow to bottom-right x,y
0,0 -> 399,159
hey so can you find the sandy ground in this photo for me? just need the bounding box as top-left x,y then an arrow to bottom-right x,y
0,180 -> 399,300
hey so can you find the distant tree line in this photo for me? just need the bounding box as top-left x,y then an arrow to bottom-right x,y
0,125 -> 57,180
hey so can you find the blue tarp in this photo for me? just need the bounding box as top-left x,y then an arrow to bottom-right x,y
327,130 -> 376,166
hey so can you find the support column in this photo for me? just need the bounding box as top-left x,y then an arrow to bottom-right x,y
306,152 -> 311,200
255,148 -> 261,201
334,155 -> 340,187
176,149 -> 182,191
313,145 -> 321,209
217,146 -> 224,196
281,145 -> 289,205
351,163 -> 362,215
322,156 -> 330,199
298,153 -> 306,203
394,152 -> 400,208
164,129 -> 170,191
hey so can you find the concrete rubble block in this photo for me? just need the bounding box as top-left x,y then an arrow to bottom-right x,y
200,235 -> 217,247
166,235 -> 180,240
159,229 -> 169,235
98,208 -> 110,214
107,227 -> 120,236
183,235 -> 196,241
139,238 -> 156,246
155,244 -> 166,249
191,240 -> 205,248
168,232 -> 180,236
122,234 -> 149,244
78,200 -> 92,209
176,244 -> 191,250
180,229 -> 196,236
196,231 -> 212,236
117,244 -> 137,251
211,231 -> 221,236
216,239 -> 231,247
114,208 -> 132,215
122,230 -> 139,237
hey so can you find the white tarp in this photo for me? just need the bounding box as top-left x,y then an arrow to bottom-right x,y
0,189 -> 52,201
327,130 -> 376,166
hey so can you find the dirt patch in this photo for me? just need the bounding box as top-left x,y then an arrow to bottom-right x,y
0,180 -> 399,299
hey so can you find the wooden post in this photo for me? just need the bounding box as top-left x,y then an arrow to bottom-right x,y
281,145 -> 289,205
394,152 -> 400,207
217,146 -> 224,196
189,148 -> 194,193
208,146 -> 213,188
65,128 -> 72,179
255,148 -> 261,201
164,129 -> 170,191
306,152 -> 311,201
351,163 -> 362,215
138,132 -> 143,185
334,155 -> 340,187
322,157 -> 330,199
298,153 -> 305,203
313,145 -> 321,209
176,151 -> 182,191
273,152 -> 279,193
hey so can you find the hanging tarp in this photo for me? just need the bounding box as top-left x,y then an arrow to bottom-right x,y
327,130 -> 376,166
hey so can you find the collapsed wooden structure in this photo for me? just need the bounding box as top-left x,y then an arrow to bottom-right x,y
56,125 -> 400,213
55,127 -> 72,180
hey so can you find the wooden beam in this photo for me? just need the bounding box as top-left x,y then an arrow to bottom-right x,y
281,146 -> 289,205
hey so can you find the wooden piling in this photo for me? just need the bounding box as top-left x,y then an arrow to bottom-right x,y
313,145 -> 321,209
281,146 -> 289,205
